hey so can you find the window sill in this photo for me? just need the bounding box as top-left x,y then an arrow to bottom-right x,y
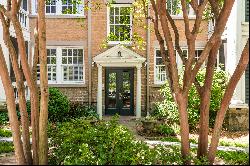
241,22 -> 249,25
169,15 -> 196,20
151,84 -> 164,88
48,84 -> 87,88
29,14 -> 86,19
36,81 -> 86,88
107,41 -> 132,46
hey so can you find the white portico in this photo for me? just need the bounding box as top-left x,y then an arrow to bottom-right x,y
93,44 -> 146,119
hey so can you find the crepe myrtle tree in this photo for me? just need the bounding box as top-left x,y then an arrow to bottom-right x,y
0,0 -> 48,164
52,0 -> 248,164
136,0 -> 248,164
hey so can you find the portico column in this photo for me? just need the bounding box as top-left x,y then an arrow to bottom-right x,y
97,64 -> 102,120
136,65 -> 142,118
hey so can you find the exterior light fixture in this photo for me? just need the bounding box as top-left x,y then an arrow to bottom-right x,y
118,51 -> 122,57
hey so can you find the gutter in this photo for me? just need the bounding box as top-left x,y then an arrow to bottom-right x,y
88,0 -> 92,105
146,2 -> 150,116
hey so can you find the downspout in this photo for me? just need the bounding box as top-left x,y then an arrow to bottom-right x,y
146,2 -> 150,116
88,0 -> 92,105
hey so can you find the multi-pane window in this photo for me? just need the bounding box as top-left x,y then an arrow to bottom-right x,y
166,0 -> 196,16
62,49 -> 84,82
246,0 -> 249,22
155,50 -> 167,83
155,48 -> 204,84
33,0 -> 84,15
62,0 -> 83,14
47,49 -> 57,81
108,5 -> 132,43
37,47 -> 84,84
21,0 -> 28,11
167,0 -> 182,16
46,0 -> 56,14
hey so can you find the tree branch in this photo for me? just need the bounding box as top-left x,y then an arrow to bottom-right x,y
208,39 -> 249,164
185,0 -> 235,94
191,0 -> 208,36
157,0 -> 180,93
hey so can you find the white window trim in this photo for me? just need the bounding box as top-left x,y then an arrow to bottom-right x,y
154,47 -> 205,85
107,4 -> 133,45
32,0 -> 85,16
37,46 -> 85,85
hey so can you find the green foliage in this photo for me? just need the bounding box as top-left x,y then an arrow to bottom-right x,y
68,102 -> 98,120
219,140 -> 248,148
48,116 -> 189,165
161,137 -> 180,142
157,124 -> 176,136
153,66 -> 229,129
216,150 -> 249,165
16,88 -> 97,123
0,142 -> 14,154
0,111 -> 8,125
48,116 -> 153,165
47,88 -> 71,122
193,156 -> 210,165
0,128 -> 12,137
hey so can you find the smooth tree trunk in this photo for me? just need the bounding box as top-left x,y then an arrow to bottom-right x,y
0,13 -> 32,164
5,30 -> 33,165
176,93 -> 190,165
208,40 -> 249,164
38,0 -> 49,164
197,40 -> 221,157
11,13 -> 40,165
0,46 -> 26,164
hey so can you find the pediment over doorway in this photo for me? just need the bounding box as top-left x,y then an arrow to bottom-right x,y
93,44 -> 146,66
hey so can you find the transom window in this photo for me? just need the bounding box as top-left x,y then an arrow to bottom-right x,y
155,48 -> 203,84
37,47 -> 85,84
108,5 -> 132,44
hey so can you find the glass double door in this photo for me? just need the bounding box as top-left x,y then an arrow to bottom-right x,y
105,68 -> 134,115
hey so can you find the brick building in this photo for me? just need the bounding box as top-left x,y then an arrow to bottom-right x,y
0,0 -> 249,118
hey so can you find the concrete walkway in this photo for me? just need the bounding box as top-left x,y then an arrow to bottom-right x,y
145,140 -> 249,153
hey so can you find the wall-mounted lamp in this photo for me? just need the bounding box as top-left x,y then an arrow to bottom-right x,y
118,51 -> 122,57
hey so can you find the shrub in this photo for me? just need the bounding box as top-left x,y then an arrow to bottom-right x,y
68,102 -> 98,120
157,124 -> 176,136
0,111 -> 8,125
48,116 -> 156,165
0,142 -> 14,154
48,88 -> 70,122
216,150 -> 249,165
153,66 -> 229,129
0,128 -> 12,137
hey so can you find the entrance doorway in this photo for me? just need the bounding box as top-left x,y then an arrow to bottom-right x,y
105,68 -> 134,115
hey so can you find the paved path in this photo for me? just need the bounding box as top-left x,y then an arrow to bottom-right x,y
145,140 -> 249,153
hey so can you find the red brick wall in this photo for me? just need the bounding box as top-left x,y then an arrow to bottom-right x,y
29,2 -> 208,116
